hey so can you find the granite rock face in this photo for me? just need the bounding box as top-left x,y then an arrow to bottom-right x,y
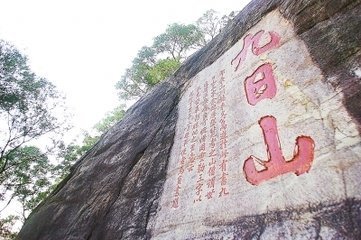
19,0 -> 361,239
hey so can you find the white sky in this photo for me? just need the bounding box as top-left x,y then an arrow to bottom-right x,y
0,0 -> 250,139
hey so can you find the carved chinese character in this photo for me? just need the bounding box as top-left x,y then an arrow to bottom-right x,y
243,116 -> 315,185
198,162 -> 205,173
220,172 -> 228,186
219,187 -> 229,197
208,164 -> 216,176
244,63 -> 277,106
231,30 -> 280,71
207,177 -> 216,188
206,189 -> 215,199
172,198 -> 179,208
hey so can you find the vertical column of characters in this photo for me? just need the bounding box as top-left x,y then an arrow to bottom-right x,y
187,87 -> 201,172
172,91 -> 194,208
218,70 -> 229,197
206,76 -> 218,200
194,81 -> 209,203
231,29 -> 315,185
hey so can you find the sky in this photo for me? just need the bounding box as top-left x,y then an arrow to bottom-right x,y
0,0 -> 250,140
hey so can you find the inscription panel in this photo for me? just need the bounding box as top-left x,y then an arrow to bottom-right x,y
153,10 -> 361,239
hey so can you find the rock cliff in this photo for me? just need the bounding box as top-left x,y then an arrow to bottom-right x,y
19,0 -> 361,239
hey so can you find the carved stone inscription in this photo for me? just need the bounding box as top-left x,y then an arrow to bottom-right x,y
171,70 -> 229,209
231,28 -> 315,186
153,10 -> 361,239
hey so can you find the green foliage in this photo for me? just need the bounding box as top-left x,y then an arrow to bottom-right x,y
0,146 -> 54,219
94,105 -> 126,134
136,46 -> 156,65
196,9 -> 238,46
0,40 -> 68,237
116,64 -> 150,101
116,50 -> 182,100
0,40 -> 67,174
116,23 -> 201,100
55,133 -> 98,179
196,9 -> 222,45
146,58 -> 181,86
116,10 -> 238,101
0,215 -> 18,239
0,9 -> 239,237
153,23 -> 203,60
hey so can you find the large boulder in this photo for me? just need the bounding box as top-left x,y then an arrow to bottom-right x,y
19,0 -> 361,239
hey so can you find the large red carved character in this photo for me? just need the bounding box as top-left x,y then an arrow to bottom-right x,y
244,63 -> 277,106
243,116 -> 315,185
231,30 -> 280,71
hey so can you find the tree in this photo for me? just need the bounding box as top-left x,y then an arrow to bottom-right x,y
116,23 -> 203,101
0,40 -> 67,176
116,10 -> 239,101
0,146 -> 54,220
55,133 -> 97,180
0,40 -> 68,236
196,9 -> 238,46
115,60 -> 152,101
146,58 -> 181,86
0,215 -> 18,239
116,51 -> 182,100
153,23 -> 203,61
196,9 -> 222,45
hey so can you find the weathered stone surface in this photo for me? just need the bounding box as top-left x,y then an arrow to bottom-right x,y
19,0 -> 361,239
152,9 -> 361,239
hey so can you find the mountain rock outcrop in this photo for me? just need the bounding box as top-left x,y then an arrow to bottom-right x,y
19,0 -> 361,239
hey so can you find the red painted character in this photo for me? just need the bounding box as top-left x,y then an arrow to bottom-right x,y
243,116 -> 315,185
244,63 -> 277,106
231,30 -> 280,71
